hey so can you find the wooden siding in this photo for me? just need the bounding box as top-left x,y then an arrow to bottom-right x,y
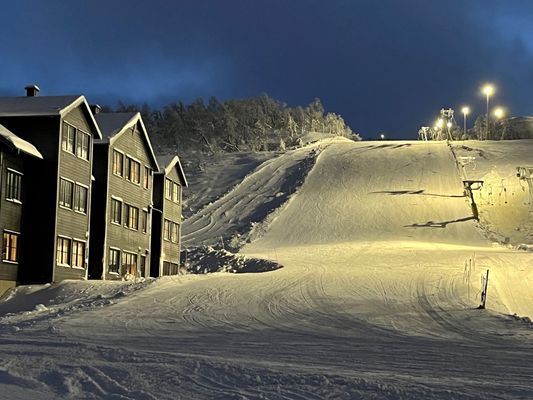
161,167 -> 183,270
102,122 -> 153,280
0,152 -> 24,281
0,116 -> 60,283
54,106 -> 94,281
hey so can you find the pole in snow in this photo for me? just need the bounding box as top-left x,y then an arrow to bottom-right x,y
478,269 -> 489,309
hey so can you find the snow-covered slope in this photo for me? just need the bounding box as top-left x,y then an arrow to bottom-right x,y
452,140 -> 533,246
0,138 -> 532,400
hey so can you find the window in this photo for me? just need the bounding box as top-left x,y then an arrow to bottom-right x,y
143,166 -> 150,189
172,182 -> 180,203
126,157 -> 140,184
62,122 -> 76,153
109,248 -> 120,274
171,222 -> 179,243
165,178 -> 172,200
122,252 -> 137,275
113,150 -> 124,176
162,261 -> 171,276
72,240 -> 85,268
125,204 -> 139,230
76,131 -> 90,160
163,219 -> 170,241
164,219 -> 179,243
2,231 -> 19,263
56,237 -> 71,266
6,169 -> 22,202
111,198 -> 122,224
59,178 -> 74,208
74,184 -> 88,213
141,209 -> 148,233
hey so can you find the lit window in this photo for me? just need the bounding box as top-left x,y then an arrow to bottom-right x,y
165,179 -> 172,200
163,219 -> 180,243
2,231 -> 19,263
59,178 -> 74,208
109,248 -> 120,274
172,182 -> 180,203
143,166 -> 150,189
6,169 -> 22,202
72,240 -> 85,268
62,122 -> 76,153
56,237 -> 71,266
122,252 -> 137,275
76,131 -> 90,160
74,184 -> 88,213
126,157 -> 140,184
111,199 -> 122,224
141,209 -> 148,233
113,150 -> 124,176
125,204 -> 139,230
163,219 -> 170,241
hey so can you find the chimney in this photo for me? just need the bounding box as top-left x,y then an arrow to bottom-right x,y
24,84 -> 40,97
90,104 -> 101,115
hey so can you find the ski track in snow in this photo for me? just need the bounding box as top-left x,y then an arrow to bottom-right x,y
0,139 -> 532,399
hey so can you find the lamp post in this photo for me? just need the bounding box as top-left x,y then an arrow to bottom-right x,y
481,84 -> 495,140
461,106 -> 470,138
493,107 -> 505,139
446,121 -> 453,141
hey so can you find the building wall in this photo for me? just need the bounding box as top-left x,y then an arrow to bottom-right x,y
161,167 -> 183,275
103,122 -> 153,280
0,152 -> 25,287
0,116 -> 60,284
54,106 -> 94,281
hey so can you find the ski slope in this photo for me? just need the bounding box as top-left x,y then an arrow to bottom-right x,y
0,139 -> 532,399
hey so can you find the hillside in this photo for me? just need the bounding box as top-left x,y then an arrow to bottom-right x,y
0,138 -> 531,399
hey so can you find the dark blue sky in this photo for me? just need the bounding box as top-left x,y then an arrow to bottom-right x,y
1,0 -> 533,138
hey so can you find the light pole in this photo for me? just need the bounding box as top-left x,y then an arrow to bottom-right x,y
481,84 -> 495,140
493,107 -> 505,139
461,106 -> 470,138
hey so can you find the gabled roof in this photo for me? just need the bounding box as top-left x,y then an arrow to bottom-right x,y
155,153 -> 188,187
95,112 -> 158,170
0,123 -> 43,159
95,112 -> 137,140
0,95 -> 102,139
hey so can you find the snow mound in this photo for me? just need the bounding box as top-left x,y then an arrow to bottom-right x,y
0,280 -> 152,332
182,246 -> 282,274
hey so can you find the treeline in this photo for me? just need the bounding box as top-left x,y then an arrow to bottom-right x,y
106,95 -> 358,153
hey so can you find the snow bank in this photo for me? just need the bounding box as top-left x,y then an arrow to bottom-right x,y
182,246 -> 282,274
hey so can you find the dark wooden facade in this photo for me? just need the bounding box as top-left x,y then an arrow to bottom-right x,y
150,155 -> 187,277
89,112 -> 158,280
0,124 -> 43,294
0,94 -> 101,285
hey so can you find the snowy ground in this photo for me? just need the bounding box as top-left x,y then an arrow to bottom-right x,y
0,138 -> 532,399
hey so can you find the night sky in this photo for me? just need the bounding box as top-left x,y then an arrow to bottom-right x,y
1,0 -> 533,139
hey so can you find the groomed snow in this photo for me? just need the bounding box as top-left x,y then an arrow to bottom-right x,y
0,138 -> 532,399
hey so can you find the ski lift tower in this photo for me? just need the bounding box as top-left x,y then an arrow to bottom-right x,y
440,108 -> 457,141
517,166 -> 533,208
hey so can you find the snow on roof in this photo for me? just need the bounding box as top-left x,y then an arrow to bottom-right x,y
0,123 -> 43,159
0,95 -> 81,117
94,112 -> 137,140
155,153 -> 188,186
